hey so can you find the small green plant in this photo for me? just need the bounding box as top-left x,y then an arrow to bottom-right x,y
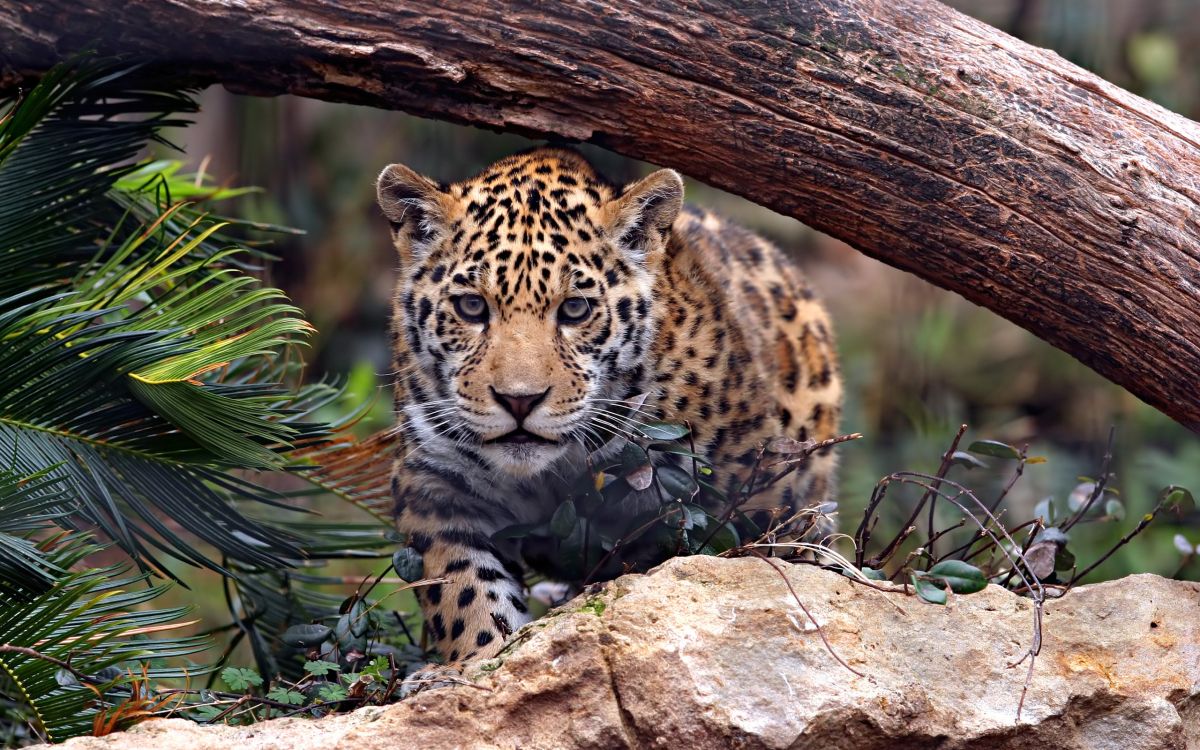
172,598 -> 427,724
220,668 -> 264,692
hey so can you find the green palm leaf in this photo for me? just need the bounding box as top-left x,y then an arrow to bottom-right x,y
0,62 -> 198,299
0,61 -> 343,579
0,60 -> 407,742
0,534 -> 208,744
0,464 -> 68,592
291,429 -> 398,524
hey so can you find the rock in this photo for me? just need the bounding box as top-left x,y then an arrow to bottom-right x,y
41,557 -> 1200,749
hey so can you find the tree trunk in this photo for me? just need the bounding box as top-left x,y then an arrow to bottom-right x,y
3,1 -> 1199,430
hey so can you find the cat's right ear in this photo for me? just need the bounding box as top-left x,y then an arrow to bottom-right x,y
376,163 -> 452,263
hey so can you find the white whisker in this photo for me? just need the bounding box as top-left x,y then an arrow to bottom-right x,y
396,416 -> 465,465
584,413 -> 639,442
581,407 -> 651,435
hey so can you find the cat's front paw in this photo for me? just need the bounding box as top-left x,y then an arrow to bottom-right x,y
398,662 -> 464,699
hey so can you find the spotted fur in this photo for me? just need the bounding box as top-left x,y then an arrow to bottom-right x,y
377,148 -> 841,665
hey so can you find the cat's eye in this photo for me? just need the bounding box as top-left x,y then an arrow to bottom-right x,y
558,297 -> 592,324
453,294 -> 489,323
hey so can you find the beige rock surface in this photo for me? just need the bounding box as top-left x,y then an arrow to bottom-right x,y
41,556 -> 1200,749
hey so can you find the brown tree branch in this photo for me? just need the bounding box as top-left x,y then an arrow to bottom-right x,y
3,0 -> 1199,429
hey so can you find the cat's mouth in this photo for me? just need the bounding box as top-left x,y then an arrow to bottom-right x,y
486,427 -> 559,446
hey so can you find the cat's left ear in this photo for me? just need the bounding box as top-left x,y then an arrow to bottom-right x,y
604,169 -> 683,263
376,163 -> 455,265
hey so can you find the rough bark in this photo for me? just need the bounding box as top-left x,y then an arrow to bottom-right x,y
3,1 -> 1199,429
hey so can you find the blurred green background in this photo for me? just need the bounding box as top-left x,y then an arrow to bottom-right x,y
156,0 -> 1200,634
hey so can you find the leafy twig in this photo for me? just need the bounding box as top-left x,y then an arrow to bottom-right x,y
952,445 -> 1029,562
1061,426 -> 1116,533
1065,491 -> 1167,588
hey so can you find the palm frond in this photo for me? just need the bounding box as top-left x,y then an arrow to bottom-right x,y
0,464 -> 68,593
0,62 -> 342,579
291,430 -> 399,524
0,535 -> 208,745
0,60 -> 409,741
0,62 -> 197,299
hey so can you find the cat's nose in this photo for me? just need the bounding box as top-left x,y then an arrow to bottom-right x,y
490,386 -> 550,423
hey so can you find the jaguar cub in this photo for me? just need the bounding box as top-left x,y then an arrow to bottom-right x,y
378,148 -> 841,665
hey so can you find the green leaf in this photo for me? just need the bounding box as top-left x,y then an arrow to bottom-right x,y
556,517 -> 605,581
0,465 -> 68,593
303,660 -> 340,677
1023,541 -> 1057,580
222,666 -> 264,691
600,475 -> 633,506
966,440 -> 1020,459
1054,545 -> 1076,571
335,598 -> 369,653
655,464 -> 699,501
926,560 -> 987,594
911,574 -> 947,605
1034,527 -> 1069,546
698,521 -> 739,554
550,500 -> 578,539
281,624 -> 333,648
1163,486 -> 1196,514
646,443 -> 711,464
619,442 -> 655,493
618,442 -> 651,472
637,422 -> 690,441
948,451 -> 988,470
662,503 -> 695,530
625,463 -> 655,491
1067,482 -> 1095,512
392,548 -> 424,583
317,683 -> 348,702
191,705 -> 226,722
267,687 -> 307,705
684,505 -> 710,530
362,656 -> 389,680
733,509 -> 761,537
859,567 -> 887,581
1104,498 -> 1126,521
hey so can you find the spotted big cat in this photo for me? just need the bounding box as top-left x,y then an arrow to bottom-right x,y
377,147 -> 841,665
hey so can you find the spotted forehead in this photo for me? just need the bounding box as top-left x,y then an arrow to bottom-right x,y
432,152 -> 628,310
